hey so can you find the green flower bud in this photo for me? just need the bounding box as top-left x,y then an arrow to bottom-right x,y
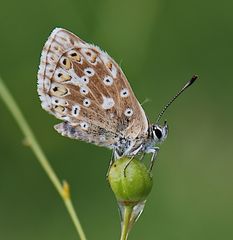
108,157 -> 153,205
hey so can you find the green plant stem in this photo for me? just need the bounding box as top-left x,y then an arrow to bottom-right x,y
0,77 -> 87,240
120,206 -> 133,240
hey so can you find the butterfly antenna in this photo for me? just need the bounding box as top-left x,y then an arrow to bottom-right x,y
156,75 -> 198,124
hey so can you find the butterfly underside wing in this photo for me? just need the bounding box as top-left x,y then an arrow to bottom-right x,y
37,28 -> 149,150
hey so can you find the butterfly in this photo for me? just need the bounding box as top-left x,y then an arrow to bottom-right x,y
37,28 -> 197,170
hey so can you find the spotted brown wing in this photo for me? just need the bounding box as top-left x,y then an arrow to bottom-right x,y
37,28 -> 148,148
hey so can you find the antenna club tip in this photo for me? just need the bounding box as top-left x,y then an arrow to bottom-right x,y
191,74 -> 198,81
155,74 -> 198,123
188,74 -> 198,86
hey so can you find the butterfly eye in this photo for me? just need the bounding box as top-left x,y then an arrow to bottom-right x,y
154,128 -> 162,139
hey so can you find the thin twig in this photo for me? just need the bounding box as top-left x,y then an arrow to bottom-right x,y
0,77 -> 87,240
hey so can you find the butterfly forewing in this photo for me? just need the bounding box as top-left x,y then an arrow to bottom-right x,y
38,28 -> 148,148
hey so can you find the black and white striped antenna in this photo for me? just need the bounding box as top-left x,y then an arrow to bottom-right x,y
156,75 -> 198,124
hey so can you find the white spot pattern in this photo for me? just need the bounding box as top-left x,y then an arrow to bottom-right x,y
120,88 -> 129,97
84,67 -> 95,77
83,98 -> 91,107
51,96 -> 68,106
72,105 -> 80,116
80,86 -> 89,95
80,122 -> 89,130
81,76 -> 89,84
99,135 -> 106,141
103,76 -> 113,86
101,96 -> 115,109
68,69 -> 90,91
124,108 -> 133,117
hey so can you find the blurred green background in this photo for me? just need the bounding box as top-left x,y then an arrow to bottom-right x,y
1,0 -> 233,239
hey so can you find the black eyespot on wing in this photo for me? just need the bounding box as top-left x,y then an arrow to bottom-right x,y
154,129 -> 162,139
63,58 -> 67,65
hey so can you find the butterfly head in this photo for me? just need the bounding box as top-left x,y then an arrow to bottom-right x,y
151,121 -> 168,143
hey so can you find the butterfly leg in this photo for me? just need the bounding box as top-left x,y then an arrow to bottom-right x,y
106,149 -> 116,180
148,147 -> 160,172
123,155 -> 135,177
139,152 -> 146,161
123,145 -> 143,177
